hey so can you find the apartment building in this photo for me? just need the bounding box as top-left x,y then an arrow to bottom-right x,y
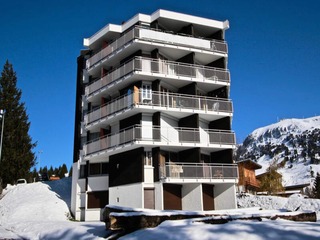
71,9 -> 238,221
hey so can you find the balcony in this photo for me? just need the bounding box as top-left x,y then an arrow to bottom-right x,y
83,125 -> 235,158
86,26 -> 228,70
84,91 -> 233,127
86,57 -> 230,98
160,162 -> 238,182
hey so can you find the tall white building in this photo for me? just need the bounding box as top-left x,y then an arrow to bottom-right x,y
71,9 -> 238,221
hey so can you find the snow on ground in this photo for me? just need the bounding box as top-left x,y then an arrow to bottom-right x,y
119,194 -> 320,239
120,217 -> 320,240
0,178 -> 107,239
237,193 -> 320,219
1,178 -> 320,239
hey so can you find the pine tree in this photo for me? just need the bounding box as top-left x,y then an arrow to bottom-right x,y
313,173 -> 320,199
259,158 -> 284,195
54,167 -> 59,176
30,167 -> 38,183
69,166 -> 73,177
58,164 -> 68,178
0,61 -> 36,186
48,165 -> 54,177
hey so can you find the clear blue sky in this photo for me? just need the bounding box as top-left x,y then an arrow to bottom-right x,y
1,0 -> 319,169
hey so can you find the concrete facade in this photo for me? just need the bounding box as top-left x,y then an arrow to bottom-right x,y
72,9 -> 238,221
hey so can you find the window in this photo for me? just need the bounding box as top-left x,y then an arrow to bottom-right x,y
101,162 -> 109,174
89,162 -> 109,176
87,191 -> 109,209
89,163 -> 100,175
141,84 -> 152,102
79,165 -> 87,178
144,151 -> 152,166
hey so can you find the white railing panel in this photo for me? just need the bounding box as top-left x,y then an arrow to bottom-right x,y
85,57 -> 230,97
161,163 -> 238,180
84,90 -> 233,126
84,125 -> 235,156
139,28 -> 211,49
86,26 -> 227,70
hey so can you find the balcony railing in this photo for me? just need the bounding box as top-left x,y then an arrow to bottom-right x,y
86,26 -> 228,69
160,162 -> 238,180
84,91 -> 233,126
85,57 -> 230,97
84,125 -> 235,156
86,27 -> 137,69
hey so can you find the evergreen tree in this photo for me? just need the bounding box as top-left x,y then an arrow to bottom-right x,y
58,164 -> 68,178
0,61 -> 36,186
42,166 -> 48,174
48,165 -> 54,177
30,167 -> 38,183
69,166 -> 73,177
54,167 -> 59,176
259,158 -> 284,195
313,173 -> 320,199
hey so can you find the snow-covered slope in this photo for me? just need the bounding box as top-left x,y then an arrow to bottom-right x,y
251,116 -> 320,140
236,116 -> 320,186
0,178 -> 106,239
0,180 -> 71,224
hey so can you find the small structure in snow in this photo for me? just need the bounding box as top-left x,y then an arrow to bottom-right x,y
49,175 -> 60,181
237,159 -> 262,194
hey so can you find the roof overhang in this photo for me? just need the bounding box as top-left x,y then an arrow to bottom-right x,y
84,9 -> 229,48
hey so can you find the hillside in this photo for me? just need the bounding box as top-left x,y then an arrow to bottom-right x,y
236,116 -> 320,186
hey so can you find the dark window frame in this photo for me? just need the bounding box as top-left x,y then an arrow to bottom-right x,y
79,165 -> 86,178
89,162 -> 109,176
87,191 -> 109,209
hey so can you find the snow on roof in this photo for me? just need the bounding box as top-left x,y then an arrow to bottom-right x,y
237,159 -> 262,169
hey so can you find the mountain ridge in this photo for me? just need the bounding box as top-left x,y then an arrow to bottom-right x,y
236,116 -> 320,186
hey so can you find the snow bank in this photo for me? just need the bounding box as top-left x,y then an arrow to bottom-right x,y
237,194 -> 320,219
0,181 -> 70,224
0,178 -> 106,239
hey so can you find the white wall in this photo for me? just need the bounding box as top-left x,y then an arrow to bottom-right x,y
87,176 -> 109,191
85,209 -> 104,221
141,115 -> 153,139
71,162 -> 88,221
161,115 -> 178,143
144,166 -> 154,183
70,162 -> 79,218
161,115 -> 178,128
109,183 -> 143,208
199,120 -> 209,144
77,178 -> 86,194
154,182 -> 163,210
182,184 -> 203,211
214,183 -> 237,210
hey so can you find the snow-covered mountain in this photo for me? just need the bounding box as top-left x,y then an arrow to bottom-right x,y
236,116 -> 320,186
